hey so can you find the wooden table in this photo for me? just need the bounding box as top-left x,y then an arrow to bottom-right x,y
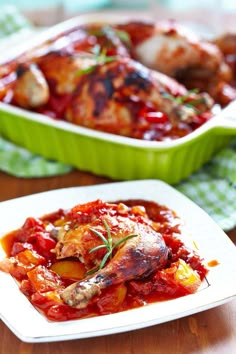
0,169 -> 235,354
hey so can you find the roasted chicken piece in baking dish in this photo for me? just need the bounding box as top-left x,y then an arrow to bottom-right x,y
12,51 -> 97,108
35,24 -> 131,96
116,20 -> 235,104
13,63 -> 50,109
12,24 -> 130,109
214,33 -> 236,83
117,20 -> 222,77
65,56 -> 213,139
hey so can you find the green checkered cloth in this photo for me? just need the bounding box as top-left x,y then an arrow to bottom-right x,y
177,141 -> 236,231
0,5 -> 32,38
0,5 -> 236,232
0,5 -> 73,177
0,137 -> 72,177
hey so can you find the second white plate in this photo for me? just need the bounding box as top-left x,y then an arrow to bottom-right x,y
0,180 -> 236,342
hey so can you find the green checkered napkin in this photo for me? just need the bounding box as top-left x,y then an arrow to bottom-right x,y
0,137 -> 72,177
0,4 -> 32,38
0,5 -> 73,177
0,6 -> 236,231
177,141 -> 236,231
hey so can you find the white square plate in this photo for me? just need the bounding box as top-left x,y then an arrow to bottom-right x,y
0,180 -> 236,343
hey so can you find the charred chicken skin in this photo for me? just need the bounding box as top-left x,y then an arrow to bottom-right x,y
53,200 -> 168,309
65,56 -> 213,138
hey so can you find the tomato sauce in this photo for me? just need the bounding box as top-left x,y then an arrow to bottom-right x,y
0,199 -> 208,322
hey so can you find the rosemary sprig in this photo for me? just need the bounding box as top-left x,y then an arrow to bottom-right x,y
93,45 -> 118,64
162,89 -> 206,112
85,219 -> 138,276
75,65 -> 96,76
113,29 -> 132,46
75,44 -> 118,76
162,89 -> 198,104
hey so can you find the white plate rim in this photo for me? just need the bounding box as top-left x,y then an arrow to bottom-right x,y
0,179 -> 236,343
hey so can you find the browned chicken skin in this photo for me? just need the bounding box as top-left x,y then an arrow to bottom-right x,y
117,20 -> 221,75
52,200 -> 169,309
38,51 -> 97,95
13,63 -> 49,108
65,56 -> 213,138
116,20 -> 234,103
56,207 -> 168,309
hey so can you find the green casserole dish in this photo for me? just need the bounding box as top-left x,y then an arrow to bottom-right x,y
0,13 -> 236,184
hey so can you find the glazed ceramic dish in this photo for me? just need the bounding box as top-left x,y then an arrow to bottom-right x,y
0,13 -> 236,184
0,180 -> 236,342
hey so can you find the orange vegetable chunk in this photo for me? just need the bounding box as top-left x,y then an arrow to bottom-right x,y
27,265 -> 64,292
50,260 -> 86,280
159,259 -> 201,294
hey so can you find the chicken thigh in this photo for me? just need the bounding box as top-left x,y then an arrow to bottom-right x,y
116,20 -> 233,102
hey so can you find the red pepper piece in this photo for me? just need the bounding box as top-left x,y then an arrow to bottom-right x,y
28,232 -> 56,259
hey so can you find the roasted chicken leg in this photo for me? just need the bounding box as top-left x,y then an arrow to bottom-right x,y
53,201 -> 168,309
61,221 -> 168,309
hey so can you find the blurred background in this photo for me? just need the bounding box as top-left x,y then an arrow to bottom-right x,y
0,0 -> 235,58
0,0 -> 235,31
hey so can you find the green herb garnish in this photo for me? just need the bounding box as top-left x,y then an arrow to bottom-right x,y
85,219 -> 138,276
114,29 -> 131,46
92,45 -> 118,64
75,44 -> 118,76
75,65 -> 97,76
162,89 -> 207,113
